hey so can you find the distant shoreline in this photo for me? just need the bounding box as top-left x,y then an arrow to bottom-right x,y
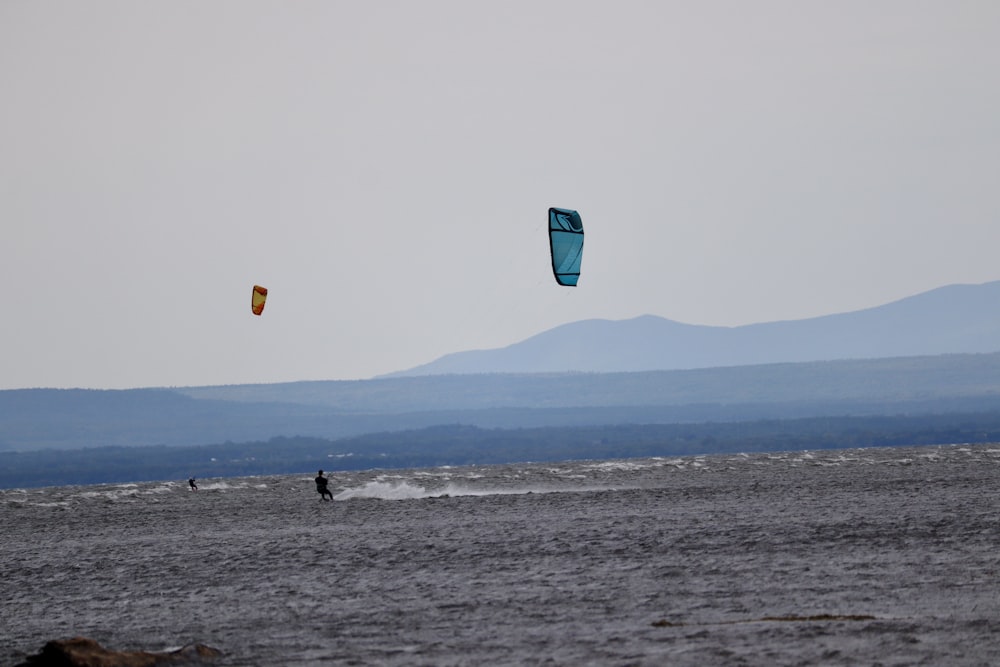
4,411 -> 1000,489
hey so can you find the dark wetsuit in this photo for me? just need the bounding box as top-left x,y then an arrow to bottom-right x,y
315,475 -> 333,500
188,478 -> 197,490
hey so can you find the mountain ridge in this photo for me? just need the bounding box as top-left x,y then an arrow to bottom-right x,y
388,281 -> 1000,376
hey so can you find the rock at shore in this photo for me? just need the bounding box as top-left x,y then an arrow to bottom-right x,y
16,636 -> 222,666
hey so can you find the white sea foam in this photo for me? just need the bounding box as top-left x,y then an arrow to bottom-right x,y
335,481 -> 437,500
79,488 -> 140,501
195,481 -> 248,491
333,480 -> 616,501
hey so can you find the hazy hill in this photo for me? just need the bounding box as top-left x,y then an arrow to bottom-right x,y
4,352 -> 1000,452
389,281 -> 1000,376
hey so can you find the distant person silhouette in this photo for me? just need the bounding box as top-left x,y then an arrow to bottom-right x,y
315,470 -> 333,501
188,477 -> 197,491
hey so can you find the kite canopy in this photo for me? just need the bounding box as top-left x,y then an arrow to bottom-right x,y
251,285 -> 268,316
548,207 -> 584,286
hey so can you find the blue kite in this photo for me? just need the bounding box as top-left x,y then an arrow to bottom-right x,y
548,207 -> 584,286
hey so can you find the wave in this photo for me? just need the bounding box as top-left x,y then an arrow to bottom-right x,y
332,480 -> 619,501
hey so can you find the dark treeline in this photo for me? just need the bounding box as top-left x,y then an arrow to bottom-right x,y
4,411 -> 1000,489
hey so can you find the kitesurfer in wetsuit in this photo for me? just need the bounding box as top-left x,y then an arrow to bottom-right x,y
188,477 -> 197,491
315,470 -> 333,501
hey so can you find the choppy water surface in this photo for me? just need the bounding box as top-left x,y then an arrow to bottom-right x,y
3,445 -> 1000,666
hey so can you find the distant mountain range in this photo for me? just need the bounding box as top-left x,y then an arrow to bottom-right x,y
389,281 -> 1000,376
5,281 -> 1000,460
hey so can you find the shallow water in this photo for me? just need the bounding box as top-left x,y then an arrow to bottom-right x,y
3,445 -> 1000,666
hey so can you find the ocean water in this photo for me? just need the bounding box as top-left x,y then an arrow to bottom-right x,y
3,444 -> 1000,666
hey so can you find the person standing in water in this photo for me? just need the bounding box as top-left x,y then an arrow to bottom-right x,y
188,477 -> 198,491
315,470 -> 333,501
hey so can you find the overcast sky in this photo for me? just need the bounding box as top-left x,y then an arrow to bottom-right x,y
3,1 -> 1000,390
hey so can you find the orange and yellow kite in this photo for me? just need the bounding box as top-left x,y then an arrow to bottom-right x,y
251,285 -> 268,316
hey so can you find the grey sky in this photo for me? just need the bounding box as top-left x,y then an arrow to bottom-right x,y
3,1 -> 999,389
